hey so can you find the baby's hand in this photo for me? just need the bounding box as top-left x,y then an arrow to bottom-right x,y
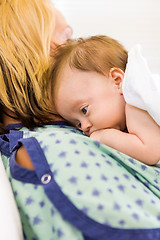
90,129 -> 106,142
90,128 -> 120,145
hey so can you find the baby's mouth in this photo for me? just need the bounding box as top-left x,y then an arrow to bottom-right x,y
84,131 -> 90,137
88,129 -> 96,136
83,130 -> 92,137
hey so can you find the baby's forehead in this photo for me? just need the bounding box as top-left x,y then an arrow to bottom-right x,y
56,64 -> 76,83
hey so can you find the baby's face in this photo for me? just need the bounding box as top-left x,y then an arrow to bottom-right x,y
54,66 -> 126,136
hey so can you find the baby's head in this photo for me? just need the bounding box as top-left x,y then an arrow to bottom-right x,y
50,35 -> 128,135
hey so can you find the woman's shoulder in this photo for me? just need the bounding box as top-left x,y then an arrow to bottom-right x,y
10,122 -> 83,170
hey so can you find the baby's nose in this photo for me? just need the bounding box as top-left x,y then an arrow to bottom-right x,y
81,120 -> 92,133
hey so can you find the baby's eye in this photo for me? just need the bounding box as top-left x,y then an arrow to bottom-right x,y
81,106 -> 88,115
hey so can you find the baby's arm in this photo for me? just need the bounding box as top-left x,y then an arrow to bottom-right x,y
90,104 -> 160,165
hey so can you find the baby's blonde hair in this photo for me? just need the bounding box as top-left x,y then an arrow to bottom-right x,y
0,0 -> 55,130
50,35 -> 128,98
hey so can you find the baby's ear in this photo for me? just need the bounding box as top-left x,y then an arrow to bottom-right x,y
108,67 -> 124,94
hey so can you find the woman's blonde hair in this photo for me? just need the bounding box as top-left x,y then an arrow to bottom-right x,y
0,0 -> 56,130
50,35 -> 128,97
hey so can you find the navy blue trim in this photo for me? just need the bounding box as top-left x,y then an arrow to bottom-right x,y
6,123 -> 24,130
0,134 -> 10,156
10,137 -> 160,240
43,183 -> 160,240
6,121 -> 72,130
44,121 -> 72,126
9,130 -> 23,152
0,130 -> 23,157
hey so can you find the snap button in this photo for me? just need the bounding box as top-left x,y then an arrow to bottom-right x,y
41,174 -> 51,184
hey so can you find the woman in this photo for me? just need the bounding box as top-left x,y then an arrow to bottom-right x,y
0,0 -> 159,239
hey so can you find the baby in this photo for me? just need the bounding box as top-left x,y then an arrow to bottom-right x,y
50,35 -> 160,165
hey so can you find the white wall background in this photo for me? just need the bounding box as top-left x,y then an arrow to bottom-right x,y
52,0 -> 160,73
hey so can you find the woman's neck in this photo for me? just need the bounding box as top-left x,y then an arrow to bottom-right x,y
2,108 -> 20,128
2,107 -> 65,128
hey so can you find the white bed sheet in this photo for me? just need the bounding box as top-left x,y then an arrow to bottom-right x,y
0,154 -> 23,239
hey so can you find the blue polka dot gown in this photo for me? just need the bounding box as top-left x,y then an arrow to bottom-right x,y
1,122 -> 160,240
